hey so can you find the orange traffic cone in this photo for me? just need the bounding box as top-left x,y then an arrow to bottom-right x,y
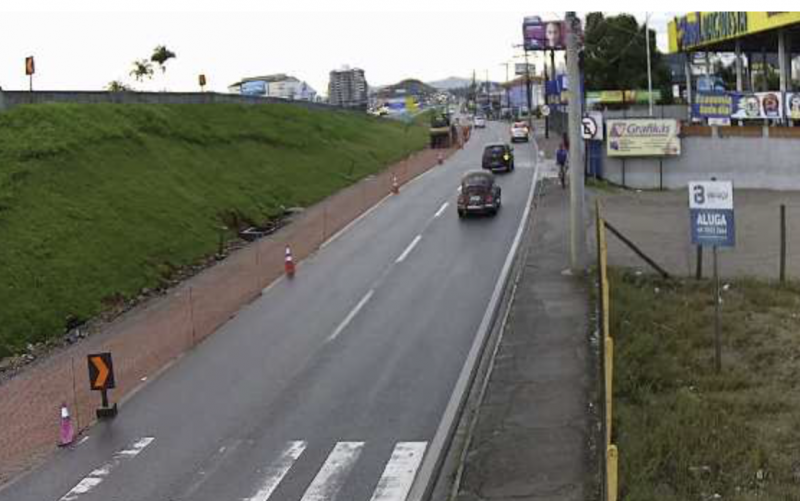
391,174 -> 399,195
59,402 -> 74,447
284,246 -> 295,278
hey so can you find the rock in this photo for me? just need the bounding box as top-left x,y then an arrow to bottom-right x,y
0,357 -> 14,371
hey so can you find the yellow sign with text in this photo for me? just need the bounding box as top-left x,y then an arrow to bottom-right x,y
669,12 -> 800,53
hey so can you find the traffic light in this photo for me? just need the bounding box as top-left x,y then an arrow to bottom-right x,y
25,56 -> 34,76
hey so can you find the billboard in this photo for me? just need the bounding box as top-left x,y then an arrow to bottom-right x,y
607,119 -> 681,157
586,90 -> 662,105
514,63 -> 535,76
523,20 -> 566,50
786,93 -> 800,120
731,92 -> 783,120
240,81 -> 266,96
692,91 -> 784,120
692,91 -> 734,119
669,12 -> 800,53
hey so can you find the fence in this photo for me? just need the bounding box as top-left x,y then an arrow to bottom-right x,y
595,201 -> 619,501
0,146 -> 455,484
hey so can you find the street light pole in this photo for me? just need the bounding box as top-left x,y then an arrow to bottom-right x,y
566,11 -> 586,273
501,62 -> 510,117
645,13 -> 654,116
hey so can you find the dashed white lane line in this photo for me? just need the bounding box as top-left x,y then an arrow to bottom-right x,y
395,235 -> 422,264
300,442 -> 364,501
59,437 -> 154,501
245,441 -> 307,501
433,202 -> 449,219
327,290 -> 375,343
368,442 -> 428,501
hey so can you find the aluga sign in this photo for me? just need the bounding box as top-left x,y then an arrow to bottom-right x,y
689,180 -> 735,248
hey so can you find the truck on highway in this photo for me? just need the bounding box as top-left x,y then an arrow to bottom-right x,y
429,113 -> 453,149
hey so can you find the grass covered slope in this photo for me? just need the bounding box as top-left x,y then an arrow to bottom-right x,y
611,270 -> 800,501
0,103 -> 428,357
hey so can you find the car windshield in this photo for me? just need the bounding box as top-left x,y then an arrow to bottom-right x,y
485,146 -> 506,156
463,174 -> 492,186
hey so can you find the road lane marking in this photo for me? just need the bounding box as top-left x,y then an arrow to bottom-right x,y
59,437 -> 154,501
327,290 -> 374,342
300,442 -> 364,501
395,235 -> 422,264
369,442 -> 428,501
408,140 -> 542,501
433,202 -> 449,219
246,441 -> 307,501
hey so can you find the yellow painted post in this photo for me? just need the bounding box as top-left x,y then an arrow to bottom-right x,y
607,444 -> 619,501
605,336 -> 613,446
599,220 -> 610,341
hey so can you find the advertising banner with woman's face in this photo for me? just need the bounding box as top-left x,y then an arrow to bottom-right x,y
731,92 -> 783,120
523,20 -> 566,50
786,93 -> 800,120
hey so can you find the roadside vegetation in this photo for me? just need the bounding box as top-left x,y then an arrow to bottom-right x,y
611,269 -> 800,501
0,103 -> 428,357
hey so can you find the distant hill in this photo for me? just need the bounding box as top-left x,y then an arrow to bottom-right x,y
427,77 -> 472,90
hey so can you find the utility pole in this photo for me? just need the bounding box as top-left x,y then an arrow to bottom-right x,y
645,13 -> 654,116
524,50 -> 533,131
566,11 -> 586,273
501,62 -> 510,117
542,50 -> 549,138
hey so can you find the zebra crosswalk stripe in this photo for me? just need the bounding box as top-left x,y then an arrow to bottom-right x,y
245,441 -> 307,501
299,441 -> 365,501
368,442 -> 428,501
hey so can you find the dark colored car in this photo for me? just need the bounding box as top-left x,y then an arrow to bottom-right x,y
457,170 -> 501,217
482,143 -> 515,172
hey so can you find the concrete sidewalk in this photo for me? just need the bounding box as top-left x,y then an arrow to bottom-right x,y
454,169 -> 595,500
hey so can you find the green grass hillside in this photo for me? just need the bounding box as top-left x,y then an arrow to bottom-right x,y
0,103 -> 428,357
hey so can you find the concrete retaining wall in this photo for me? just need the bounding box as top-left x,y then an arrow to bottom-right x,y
602,132 -> 800,190
0,90 -> 346,113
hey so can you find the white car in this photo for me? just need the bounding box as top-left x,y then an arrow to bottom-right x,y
474,115 -> 486,128
510,122 -> 529,142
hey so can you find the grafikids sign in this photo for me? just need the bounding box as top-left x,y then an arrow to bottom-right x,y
606,119 -> 681,157
689,181 -> 735,247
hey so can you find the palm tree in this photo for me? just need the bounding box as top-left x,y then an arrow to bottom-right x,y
130,59 -> 154,82
151,45 -> 176,73
106,80 -> 132,92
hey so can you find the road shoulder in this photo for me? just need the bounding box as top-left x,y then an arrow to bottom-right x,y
450,167 -> 596,500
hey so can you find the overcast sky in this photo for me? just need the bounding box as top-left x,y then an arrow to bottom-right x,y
0,2 -> 681,95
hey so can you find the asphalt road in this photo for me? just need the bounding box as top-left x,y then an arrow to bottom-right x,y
0,120 -> 538,501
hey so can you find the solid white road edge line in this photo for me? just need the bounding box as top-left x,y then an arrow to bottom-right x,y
244,441 -> 307,501
395,235 -> 422,264
406,138 -> 541,501
433,202 -> 449,219
327,290 -> 375,343
58,437 -> 155,501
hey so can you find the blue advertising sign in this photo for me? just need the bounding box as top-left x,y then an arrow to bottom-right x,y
241,81 -> 266,96
692,91 -> 734,119
689,181 -> 735,247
